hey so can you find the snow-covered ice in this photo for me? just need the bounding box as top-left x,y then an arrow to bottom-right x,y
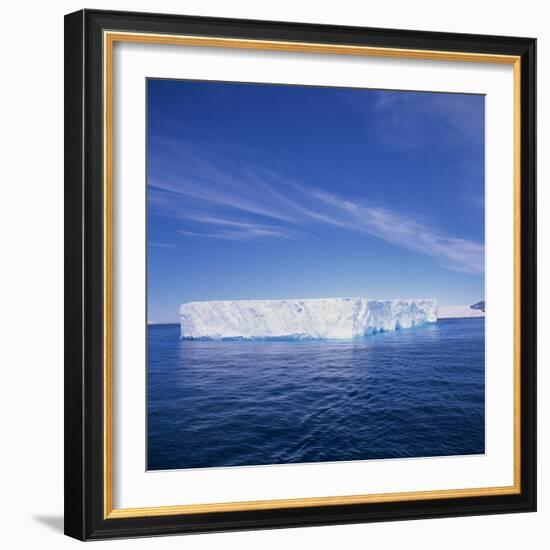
438,305 -> 485,319
180,298 -> 437,340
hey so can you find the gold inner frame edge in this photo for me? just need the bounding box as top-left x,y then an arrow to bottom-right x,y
103,30 -> 522,519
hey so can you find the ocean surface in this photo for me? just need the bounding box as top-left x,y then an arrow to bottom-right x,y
147,318 -> 485,470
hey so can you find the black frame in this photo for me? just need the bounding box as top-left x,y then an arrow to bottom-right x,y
64,9 -> 537,541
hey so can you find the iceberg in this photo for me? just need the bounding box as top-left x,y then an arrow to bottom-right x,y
180,298 -> 437,340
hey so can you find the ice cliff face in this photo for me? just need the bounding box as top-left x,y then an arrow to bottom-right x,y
180,298 -> 437,340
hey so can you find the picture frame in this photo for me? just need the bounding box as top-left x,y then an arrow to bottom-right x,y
64,9 -> 536,541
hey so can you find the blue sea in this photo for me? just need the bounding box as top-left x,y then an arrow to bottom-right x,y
147,318 -> 485,470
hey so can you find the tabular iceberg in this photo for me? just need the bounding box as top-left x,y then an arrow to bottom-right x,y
180,298 -> 437,340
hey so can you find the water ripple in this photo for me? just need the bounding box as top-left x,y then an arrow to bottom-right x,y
148,318 -> 485,470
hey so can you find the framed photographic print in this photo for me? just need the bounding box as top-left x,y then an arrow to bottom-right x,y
64,9 -> 536,541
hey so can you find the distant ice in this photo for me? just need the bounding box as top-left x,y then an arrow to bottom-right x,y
438,305 -> 485,319
180,298 -> 437,340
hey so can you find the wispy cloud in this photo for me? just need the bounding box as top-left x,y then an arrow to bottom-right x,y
149,242 -> 176,248
352,90 -> 485,153
148,141 -> 484,274
306,189 -> 484,274
179,217 -> 303,241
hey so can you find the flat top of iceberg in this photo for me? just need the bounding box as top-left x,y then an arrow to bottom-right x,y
181,297 -> 435,306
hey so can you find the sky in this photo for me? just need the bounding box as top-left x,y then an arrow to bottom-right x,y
147,79 -> 485,324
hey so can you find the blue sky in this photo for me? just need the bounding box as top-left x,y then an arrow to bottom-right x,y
147,79 -> 485,323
